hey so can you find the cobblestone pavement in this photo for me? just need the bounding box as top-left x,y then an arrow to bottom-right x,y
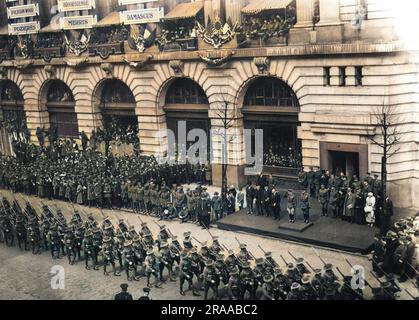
0,189 -> 416,300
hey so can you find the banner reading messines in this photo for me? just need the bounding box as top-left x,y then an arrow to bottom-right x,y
61,15 -> 97,30
57,0 -> 97,30
120,7 -> 164,25
58,0 -> 96,12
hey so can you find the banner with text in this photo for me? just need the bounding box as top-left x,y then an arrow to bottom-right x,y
8,21 -> 40,35
118,0 -> 158,5
60,15 -> 97,30
7,3 -> 39,19
120,7 -> 164,25
58,0 -> 96,12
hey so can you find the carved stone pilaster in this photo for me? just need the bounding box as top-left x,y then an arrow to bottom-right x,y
44,65 -> 56,79
169,60 -> 184,75
101,63 -> 114,78
253,57 -> 271,74
0,67 -> 7,80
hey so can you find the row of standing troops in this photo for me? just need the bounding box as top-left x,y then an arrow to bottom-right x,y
0,198 -> 408,300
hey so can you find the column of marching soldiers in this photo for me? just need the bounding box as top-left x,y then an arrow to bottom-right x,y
1,195 -> 417,300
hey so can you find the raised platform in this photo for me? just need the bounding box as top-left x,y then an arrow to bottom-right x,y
217,210 -> 377,254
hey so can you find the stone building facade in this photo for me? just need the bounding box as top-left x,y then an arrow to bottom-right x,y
0,0 -> 418,209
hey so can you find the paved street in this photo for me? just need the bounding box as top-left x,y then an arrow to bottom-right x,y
0,190 -> 416,300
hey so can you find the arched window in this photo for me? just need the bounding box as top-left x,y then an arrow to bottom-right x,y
101,79 -> 135,105
45,80 -> 78,138
165,78 -> 208,105
0,81 -> 26,130
242,77 -> 301,169
100,79 -> 137,129
244,77 -> 298,107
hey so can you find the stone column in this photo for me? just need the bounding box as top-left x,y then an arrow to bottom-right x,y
204,0 -> 225,25
294,0 -> 315,28
315,0 -> 343,43
317,0 -> 342,26
225,0 -> 246,25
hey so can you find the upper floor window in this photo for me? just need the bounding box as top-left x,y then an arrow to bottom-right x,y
102,79 -> 135,104
244,77 -> 298,107
166,78 -> 208,105
355,66 -> 363,86
339,67 -> 346,86
323,67 -> 331,86
1,82 -> 23,102
47,81 -> 74,103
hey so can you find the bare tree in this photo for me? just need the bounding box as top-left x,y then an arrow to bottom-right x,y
369,103 -> 401,203
212,93 -> 237,210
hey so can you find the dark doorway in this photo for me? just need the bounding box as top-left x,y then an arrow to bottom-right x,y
330,151 -> 359,177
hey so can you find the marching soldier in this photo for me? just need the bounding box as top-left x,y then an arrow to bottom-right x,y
239,261 -> 257,299
92,228 -> 102,270
273,268 -> 289,300
183,231 -> 193,251
122,240 -> 139,281
159,241 -> 176,282
227,266 -> 242,300
74,226 -> 84,262
64,229 -> 77,265
15,215 -> 28,251
179,251 -> 200,296
300,274 -> 317,300
82,230 -> 95,270
203,259 -> 220,300
102,235 -> 120,276
169,235 -> 182,267
47,224 -> 61,259
261,274 -> 276,300
156,225 -> 170,250
287,282 -> 302,300
144,249 -> 160,288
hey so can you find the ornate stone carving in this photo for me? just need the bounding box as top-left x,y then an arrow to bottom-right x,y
128,27 -> 155,53
197,50 -> 236,67
253,57 -> 271,74
14,36 -> 32,59
44,65 -> 56,78
101,63 -> 114,78
64,34 -> 90,56
13,59 -> 34,71
0,67 -> 7,79
196,20 -> 238,49
122,55 -> 153,70
169,60 -> 184,75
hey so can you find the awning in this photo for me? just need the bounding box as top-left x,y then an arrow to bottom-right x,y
241,0 -> 293,15
39,15 -> 62,33
163,1 -> 204,21
39,23 -> 61,33
95,11 -> 121,28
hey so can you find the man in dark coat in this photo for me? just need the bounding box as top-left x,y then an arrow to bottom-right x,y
245,182 -> 255,215
271,188 -> 281,220
114,283 -> 133,300
380,196 -> 393,236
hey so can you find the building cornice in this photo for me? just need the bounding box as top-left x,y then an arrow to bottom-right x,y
0,41 -> 414,69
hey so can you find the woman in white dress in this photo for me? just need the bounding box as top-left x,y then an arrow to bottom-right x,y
364,192 -> 376,227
